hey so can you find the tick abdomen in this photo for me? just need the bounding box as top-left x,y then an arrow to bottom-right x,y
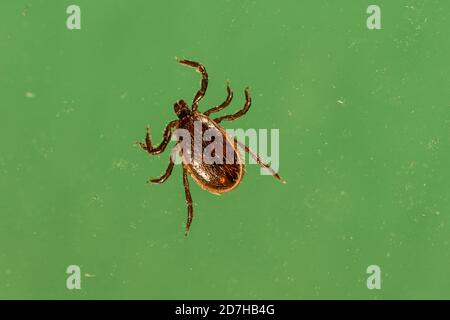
177,112 -> 244,194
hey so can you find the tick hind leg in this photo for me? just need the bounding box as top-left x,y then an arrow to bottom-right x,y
204,82 -> 234,116
214,88 -> 251,124
235,139 -> 286,184
177,59 -> 208,112
138,120 -> 178,155
182,166 -> 194,236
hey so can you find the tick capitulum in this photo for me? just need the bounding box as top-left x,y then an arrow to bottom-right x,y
138,58 -> 285,235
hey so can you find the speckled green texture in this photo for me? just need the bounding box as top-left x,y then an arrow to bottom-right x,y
0,0 -> 449,299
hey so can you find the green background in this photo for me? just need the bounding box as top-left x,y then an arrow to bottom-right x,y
1,0 -> 449,299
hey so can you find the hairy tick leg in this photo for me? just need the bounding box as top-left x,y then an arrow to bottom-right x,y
204,82 -> 234,116
147,155 -> 175,184
214,88 -> 251,123
177,59 -> 208,112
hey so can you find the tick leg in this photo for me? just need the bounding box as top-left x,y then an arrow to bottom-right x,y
214,88 -> 251,123
147,153 -> 175,184
138,120 -> 178,155
182,166 -> 194,236
235,139 -> 286,184
204,82 -> 234,116
177,59 -> 208,112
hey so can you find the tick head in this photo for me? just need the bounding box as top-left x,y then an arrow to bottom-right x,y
174,99 -> 190,119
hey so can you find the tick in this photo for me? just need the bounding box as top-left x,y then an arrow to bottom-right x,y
138,59 -> 285,235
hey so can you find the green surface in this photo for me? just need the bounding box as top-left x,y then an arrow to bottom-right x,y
1,0 -> 449,299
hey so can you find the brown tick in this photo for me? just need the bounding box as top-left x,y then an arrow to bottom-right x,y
138,59 -> 285,235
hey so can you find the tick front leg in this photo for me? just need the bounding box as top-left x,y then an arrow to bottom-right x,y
182,166 -> 194,236
147,153 -> 175,184
204,82 -> 234,116
235,139 -> 286,184
214,88 -> 251,124
138,120 -> 178,155
177,59 -> 208,112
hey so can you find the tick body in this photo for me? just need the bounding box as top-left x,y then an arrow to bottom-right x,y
138,59 -> 285,235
